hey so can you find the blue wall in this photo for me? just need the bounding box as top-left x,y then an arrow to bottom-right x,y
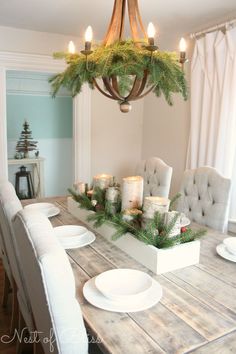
7,95 -> 72,140
6,71 -> 73,197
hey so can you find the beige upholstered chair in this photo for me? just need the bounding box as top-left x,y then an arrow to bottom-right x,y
136,157 -> 172,197
176,166 -> 231,232
12,209 -> 88,354
0,222 -> 13,308
0,181 -> 33,334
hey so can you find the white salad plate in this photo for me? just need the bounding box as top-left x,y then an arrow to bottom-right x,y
24,202 -> 60,218
216,243 -> 236,262
54,225 -> 96,249
95,269 -> 153,302
83,276 -> 162,313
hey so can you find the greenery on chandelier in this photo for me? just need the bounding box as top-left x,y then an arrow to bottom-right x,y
50,40 -> 188,105
68,187 -> 206,249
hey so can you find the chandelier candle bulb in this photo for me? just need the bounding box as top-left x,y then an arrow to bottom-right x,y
147,22 -> 156,45
93,174 -> 113,190
85,26 -> 93,51
179,37 -> 187,64
143,196 -> 170,219
122,176 -> 144,210
68,41 -> 75,54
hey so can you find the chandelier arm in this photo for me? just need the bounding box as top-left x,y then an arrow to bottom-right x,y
127,0 -> 146,43
93,79 -> 118,100
136,70 -> 148,96
131,85 -> 156,101
103,0 -> 126,46
111,76 -> 120,93
125,76 -> 143,100
136,0 -> 147,40
102,77 -> 124,100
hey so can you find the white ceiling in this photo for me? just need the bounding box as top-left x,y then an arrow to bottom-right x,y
0,0 -> 236,39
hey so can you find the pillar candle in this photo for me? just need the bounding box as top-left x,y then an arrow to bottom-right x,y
73,182 -> 86,194
106,186 -> 120,203
93,174 -> 113,190
164,211 -> 181,237
121,176 -> 143,210
143,196 -> 170,219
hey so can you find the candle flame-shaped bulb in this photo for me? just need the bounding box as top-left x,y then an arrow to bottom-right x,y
179,37 -> 187,52
85,26 -> 93,42
147,22 -> 156,38
68,41 -> 75,54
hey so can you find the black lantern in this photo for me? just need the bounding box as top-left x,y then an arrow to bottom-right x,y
15,166 -> 35,200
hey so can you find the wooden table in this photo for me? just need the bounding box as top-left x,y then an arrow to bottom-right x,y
28,197 -> 236,354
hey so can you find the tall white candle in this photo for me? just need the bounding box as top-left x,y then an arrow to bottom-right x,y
143,196 -> 170,219
122,176 -> 143,210
93,174 -> 113,190
73,182 -> 86,194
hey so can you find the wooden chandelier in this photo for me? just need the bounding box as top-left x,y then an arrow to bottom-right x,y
51,0 -> 188,113
90,0 -> 156,112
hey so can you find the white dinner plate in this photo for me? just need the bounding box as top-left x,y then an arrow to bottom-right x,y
25,202 -> 60,218
216,243 -> 236,262
83,276 -> 162,313
95,269 -> 153,302
54,225 -> 96,249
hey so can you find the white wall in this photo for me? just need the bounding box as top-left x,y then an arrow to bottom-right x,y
91,91 -> 144,183
0,25 -> 80,54
142,37 -> 193,197
0,25 -> 144,188
142,93 -> 190,196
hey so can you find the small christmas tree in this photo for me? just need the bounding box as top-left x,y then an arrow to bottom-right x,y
16,121 -> 38,158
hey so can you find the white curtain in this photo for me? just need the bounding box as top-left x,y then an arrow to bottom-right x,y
187,26 -> 236,219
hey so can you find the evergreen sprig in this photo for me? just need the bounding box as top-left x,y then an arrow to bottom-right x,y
50,40 -> 188,105
68,188 -> 94,211
68,188 -> 206,249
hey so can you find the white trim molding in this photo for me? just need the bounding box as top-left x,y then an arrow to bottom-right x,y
0,51 -> 91,185
0,67 -> 7,180
73,84 -> 91,184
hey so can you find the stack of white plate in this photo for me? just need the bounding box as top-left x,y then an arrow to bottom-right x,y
24,202 -> 60,218
83,269 -> 162,313
216,237 -> 236,262
54,225 -> 96,249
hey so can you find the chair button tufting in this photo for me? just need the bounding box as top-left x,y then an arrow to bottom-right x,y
189,207 -> 192,212
198,195 -> 201,200
202,211 -> 205,216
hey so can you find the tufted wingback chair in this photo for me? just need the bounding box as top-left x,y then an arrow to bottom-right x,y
176,167 -> 231,232
0,181 -> 35,334
12,209 -> 88,354
136,157 -> 172,198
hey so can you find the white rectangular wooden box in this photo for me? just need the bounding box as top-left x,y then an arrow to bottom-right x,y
68,197 -> 200,274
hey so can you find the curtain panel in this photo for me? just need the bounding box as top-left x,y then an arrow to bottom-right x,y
187,27 -> 236,219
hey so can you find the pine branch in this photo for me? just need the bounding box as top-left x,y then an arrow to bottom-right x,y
68,188 -> 94,211
169,193 -> 182,211
50,40 -> 188,105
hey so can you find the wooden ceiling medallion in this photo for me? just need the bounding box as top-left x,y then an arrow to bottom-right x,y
92,0 -> 155,113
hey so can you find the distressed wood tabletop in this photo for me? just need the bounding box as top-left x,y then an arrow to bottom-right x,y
24,197 -> 236,354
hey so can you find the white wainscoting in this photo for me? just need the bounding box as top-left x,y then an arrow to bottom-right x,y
8,139 -> 73,196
